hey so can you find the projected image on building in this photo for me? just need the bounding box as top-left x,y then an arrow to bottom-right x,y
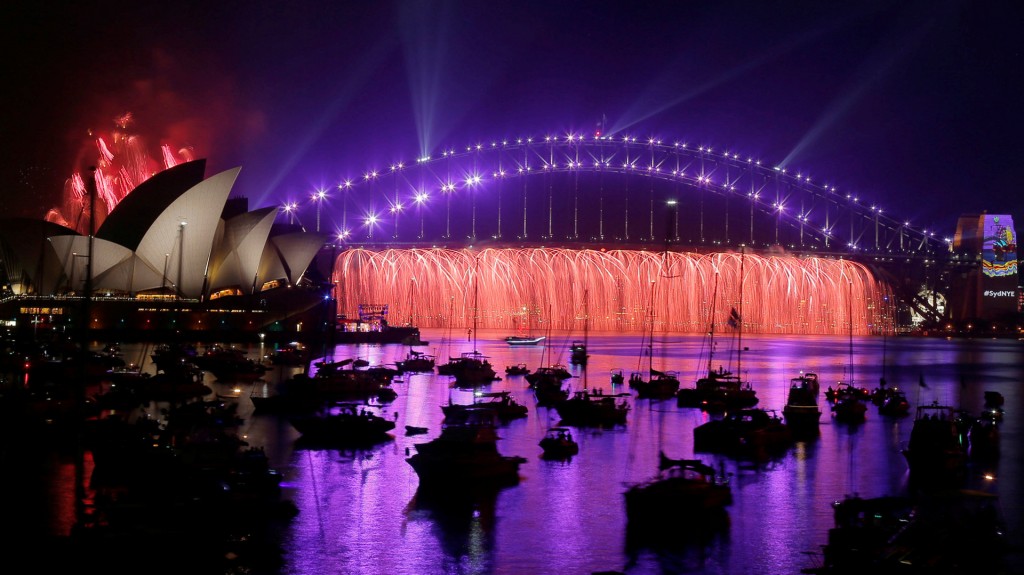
982,214 -> 1017,278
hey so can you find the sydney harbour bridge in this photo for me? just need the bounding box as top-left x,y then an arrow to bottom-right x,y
298,133 -> 963,336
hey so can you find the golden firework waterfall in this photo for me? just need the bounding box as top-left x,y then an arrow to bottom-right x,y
333,247 -> 890,335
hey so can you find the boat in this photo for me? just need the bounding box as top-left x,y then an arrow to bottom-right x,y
504,363 -> 530,376
802,491 -> 1008,574
438,266 -> 499,387
825,381 -> 871,404
877,388 -> 910,416
694,408 -> 792,460
395,349 -> 435,373
967,414 -> 1000,463
624,454 -> 732,538
335,303 -> 422,344
782,371 -> 822,439
524,364 -> 572,387
252,362 -> 398,413
569,291 -> 590,366
569,340 -> 588,365
676,366 -> 758,412
538,426 -> 579,458
982,391 -> 1005,422
405,425 -> 429,436
676,271 -> 757,412
830,382 -> 868,423
827,286 -> 869,425
610,369 -> 625,386
268,342 -> 307,366
983,390 -> 1004,409
437,351 -> 499,387
533,376 -> 570,407
523,306 -> 572,391
505,306 -> 544,345
629,369 -> 681,400
501,333 -> 544,341
288,402 -> 396,446
406,405 -> 527,489
149,342 -> 198,373
627,283 -> 681,401
901,401 -> 968,488
442,390 -> 528,422
192,344 -> 269,381
553,389 -> 630,427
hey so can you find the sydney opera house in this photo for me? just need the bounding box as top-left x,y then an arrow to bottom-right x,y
0,160 -> 330,343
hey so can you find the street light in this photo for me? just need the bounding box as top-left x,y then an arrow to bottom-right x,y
414,191 -> 428,239
666,199 -> 679,243
312,189 -> 328,233
283,202 -> 298,225
365,213 -> 378,239
466,174 -> 481,240
390,202 -> 403,239
338,180 -> 352,233
442,182 -> 456,238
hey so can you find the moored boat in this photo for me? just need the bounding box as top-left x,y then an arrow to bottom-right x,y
288,402 -> 396,446
406,406 -> 526,489
437,351 -> 499,387
782,372 -> 822,439
553,389 -> 630,427
396,349 -> 435,373
902,401 -> 968,488
504,363 -> 530,376
569,340 -> 588,365
877,388 -> 910,417
538,427 -> 579,458
629,369 -> 681,400
442,390 -> 528,422
624,453 -> 732,538
694,408 -> 792,460
676,366 -> 758,412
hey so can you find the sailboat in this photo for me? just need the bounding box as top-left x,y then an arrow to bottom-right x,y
569,291 -> 589,364
629,281 -> 680,400
437,257 -> 498,387
527,307 -> 571,406
831,280 -> 868,423
505,307 -> 545,345
677,267 -> 757,411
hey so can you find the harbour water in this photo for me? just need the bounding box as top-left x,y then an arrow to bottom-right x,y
10,328 -> 1023,574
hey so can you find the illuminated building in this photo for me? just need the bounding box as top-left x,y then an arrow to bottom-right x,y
950,213 -> 1019,324
0,160 -> 328,342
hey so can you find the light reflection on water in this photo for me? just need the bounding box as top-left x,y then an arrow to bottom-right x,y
127,331 -> 1024,573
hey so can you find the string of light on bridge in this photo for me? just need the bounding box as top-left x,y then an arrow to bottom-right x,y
286,132 -> 952,253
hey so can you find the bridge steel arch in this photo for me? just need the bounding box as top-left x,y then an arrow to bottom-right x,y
322,132 -> 948,256
314,132 -> 956,332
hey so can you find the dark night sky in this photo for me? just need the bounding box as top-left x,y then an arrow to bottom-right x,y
4,0 -> 1023,237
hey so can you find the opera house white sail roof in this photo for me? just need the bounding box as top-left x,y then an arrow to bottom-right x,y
1,159 -> 327,300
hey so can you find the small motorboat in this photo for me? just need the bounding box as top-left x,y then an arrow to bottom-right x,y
539,427 -> 579,458
405,425 -> 429,436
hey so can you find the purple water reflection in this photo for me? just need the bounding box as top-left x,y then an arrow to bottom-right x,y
90,331 -> 1024,573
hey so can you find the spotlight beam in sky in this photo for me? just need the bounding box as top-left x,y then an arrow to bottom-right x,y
780,6 -> 944,170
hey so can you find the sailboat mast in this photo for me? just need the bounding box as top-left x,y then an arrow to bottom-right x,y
706,273 -> 719,374
648,280 -> 655,376
738,247 -> 744,381
473,255 -> 479,352
582,289 -> 589,388
848,279 -> 853,385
